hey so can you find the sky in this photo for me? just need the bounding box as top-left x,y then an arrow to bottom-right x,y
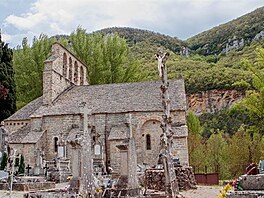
0,0 -> 263,47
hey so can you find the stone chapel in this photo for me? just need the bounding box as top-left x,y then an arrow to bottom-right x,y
4,42 -> 189,176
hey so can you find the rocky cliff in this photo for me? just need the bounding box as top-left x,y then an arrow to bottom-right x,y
187,89 -> 245,115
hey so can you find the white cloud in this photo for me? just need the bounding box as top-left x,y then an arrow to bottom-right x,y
1,33 -> 12,43
3,0 -> 264,47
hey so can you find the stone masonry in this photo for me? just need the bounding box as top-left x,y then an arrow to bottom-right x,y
4,43 -> 189,177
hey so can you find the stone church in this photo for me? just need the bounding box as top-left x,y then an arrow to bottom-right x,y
4,43 -> 189,176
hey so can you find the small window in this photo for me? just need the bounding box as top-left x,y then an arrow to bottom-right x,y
146,134 -> 151,150
54,137 -> 59,152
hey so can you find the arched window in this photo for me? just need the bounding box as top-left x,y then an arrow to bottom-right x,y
74,61 -> 78,84
80,66 -> 84,85
69,57 -> 72,81
63,53 -> 67,77
54,137 -> 58,152
146,134 -> 151,150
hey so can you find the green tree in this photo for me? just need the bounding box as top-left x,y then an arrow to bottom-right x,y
226,126 -> 253,178
0,33 -> 16,121
234,48 -> 264,134
18,155 -> 25,174
206,131 -> 228,179
187,111 -> 206,172
70,27 -> 140,85
187,111 -> 202,134
13,34 -> 67,109
0,152 -> 7,170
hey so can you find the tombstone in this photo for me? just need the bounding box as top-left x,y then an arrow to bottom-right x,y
94,144 -> 101,156
112,114 -> 140,197
34,149 -> 42,175
57,145 -> 64,159
116,144 -> 128,177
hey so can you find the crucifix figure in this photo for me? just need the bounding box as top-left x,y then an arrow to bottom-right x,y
155,51 -> 169,78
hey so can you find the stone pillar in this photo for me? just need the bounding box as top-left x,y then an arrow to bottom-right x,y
71,148 -> 80,178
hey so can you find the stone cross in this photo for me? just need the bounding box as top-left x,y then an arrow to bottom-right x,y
43,163 -> 49,177
156,50 -> 179,197
79,102 -> 93,196
127,113 -> 139,189
26,164 -> 32,176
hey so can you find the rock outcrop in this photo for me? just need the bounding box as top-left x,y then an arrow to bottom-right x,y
187,89 -> 245,115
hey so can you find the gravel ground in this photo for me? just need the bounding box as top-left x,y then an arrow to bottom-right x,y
181,185 -> 224,198
0,185 -> 225,198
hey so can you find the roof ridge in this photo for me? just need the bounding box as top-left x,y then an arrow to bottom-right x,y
52,84 -> 76,104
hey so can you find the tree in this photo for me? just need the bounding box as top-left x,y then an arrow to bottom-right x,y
13,34 -> 67,109
187,111 -> 202,134
18,155 -> 25,174
70,27 -> 140,85
0,152 -> 7,170
0,33 -> 16,121
187,111 -> 206,172
234,48 -> 264,134
206,131 -> 228,179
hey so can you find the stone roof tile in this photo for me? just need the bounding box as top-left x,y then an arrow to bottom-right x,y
22,131 -> 45,143
8,124 -> 45,143
32,79 -> 186,116
8,125 -> 30,143
5,96 -> 43,121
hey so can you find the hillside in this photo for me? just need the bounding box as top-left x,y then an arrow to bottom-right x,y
186,6 -> 264,55
93,7 -> 264,94
98,27 -> 185,54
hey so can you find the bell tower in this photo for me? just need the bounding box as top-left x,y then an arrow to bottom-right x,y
43,42 -> 88,105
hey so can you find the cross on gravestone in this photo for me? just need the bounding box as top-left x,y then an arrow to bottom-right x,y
43,163 -> 49,177
26,164 -> 32,176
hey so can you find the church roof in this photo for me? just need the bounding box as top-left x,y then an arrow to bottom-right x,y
5,96 -> 43,121
6,79 -> 186,120
32,79 -> 186,117
8,124 -> 45,144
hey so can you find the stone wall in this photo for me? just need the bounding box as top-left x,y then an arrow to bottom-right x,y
37,109 -> 188,174
42,114 -> 81,160
4,120 -> 29,133
0,181 -> 55,191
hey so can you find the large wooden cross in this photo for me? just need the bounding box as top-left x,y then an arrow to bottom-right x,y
156,51 -> 179,197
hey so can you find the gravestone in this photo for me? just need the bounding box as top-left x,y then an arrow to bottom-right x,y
33,149 -> 42,175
